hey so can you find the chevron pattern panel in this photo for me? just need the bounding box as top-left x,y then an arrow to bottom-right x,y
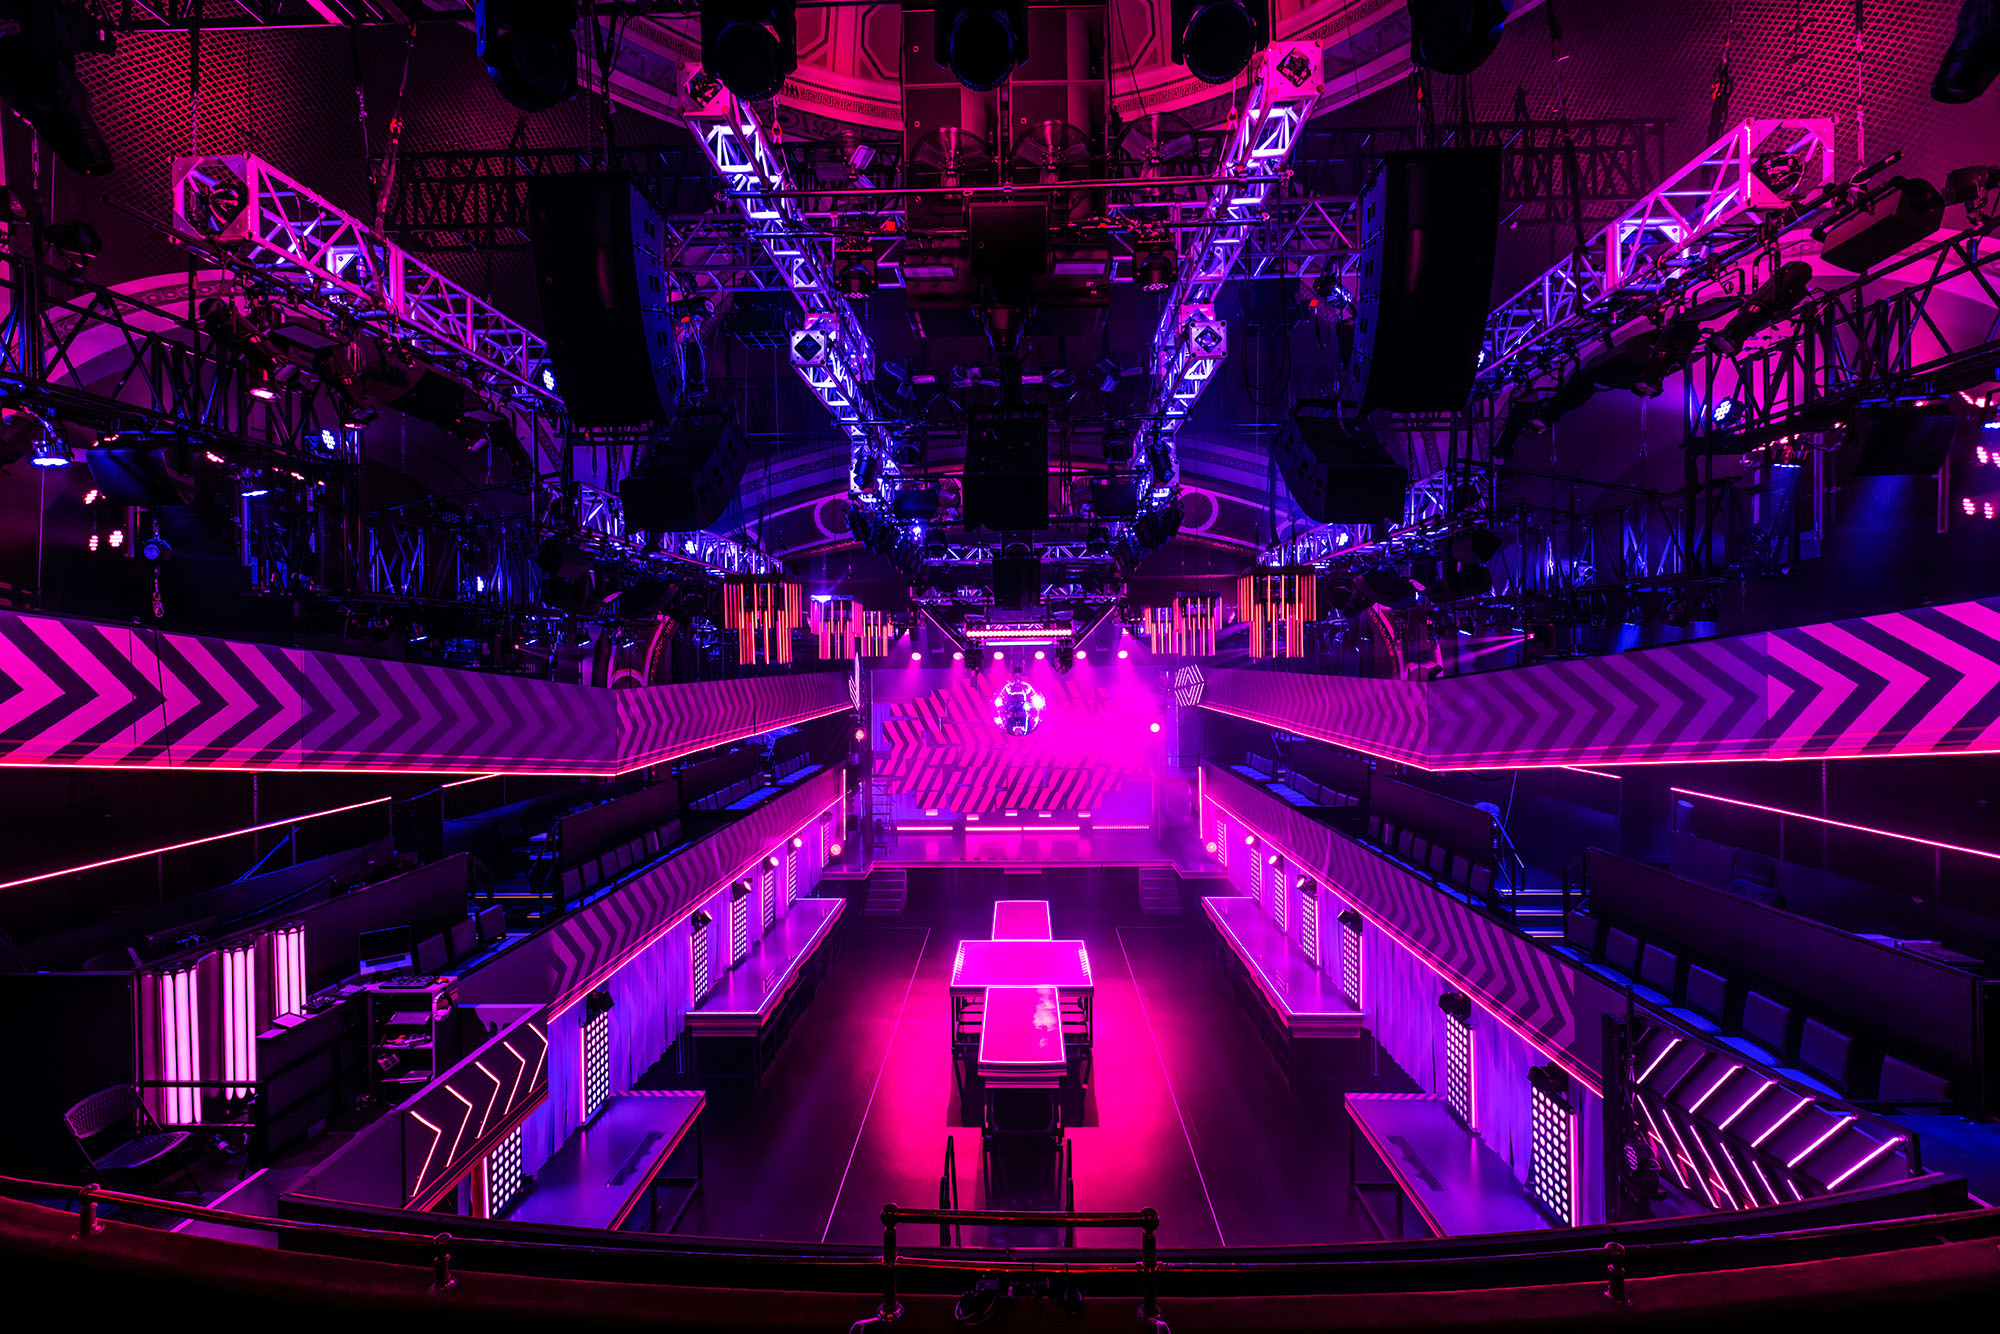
0,611 -> 848,773
615,673 -> 851,770
459,768 -> 845,1011
1202,764 -> 1622,1088
1202,596 -> 2000,770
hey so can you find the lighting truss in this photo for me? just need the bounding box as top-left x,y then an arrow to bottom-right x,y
684,92 -> 896,501
1477,119 -> 1835,383
170,156 -> 560,404
1140,43 -> 1324,502
569,481 -> 785,577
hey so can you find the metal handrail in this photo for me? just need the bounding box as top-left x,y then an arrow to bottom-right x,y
860,1204 -> 1164,1333
937,1138 -> 960,1247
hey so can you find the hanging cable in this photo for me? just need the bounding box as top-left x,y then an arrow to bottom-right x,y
371,24 -> 420,241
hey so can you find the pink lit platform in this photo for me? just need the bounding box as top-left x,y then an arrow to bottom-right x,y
1203,896 -> 1367,1087
950,918 -> 1095,1077
1346,1092 -> 1551,1238
991,899 -> 1053,940
975,985 -> 1067,1138
505,1091 -> 706,1232
685,898 -> 843,1081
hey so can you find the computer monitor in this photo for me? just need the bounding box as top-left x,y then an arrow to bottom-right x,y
448,916 -> 478,962
415,933 -> 448,975
357,926 -> 413,977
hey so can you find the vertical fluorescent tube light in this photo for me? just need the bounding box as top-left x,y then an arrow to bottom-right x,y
267,922 -> 306,1020
147,963 -> 204,1125
220,941 -> 258,1100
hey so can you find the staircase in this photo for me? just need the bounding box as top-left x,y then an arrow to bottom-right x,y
1138,867 -> 1182,916
1507,866 -> 1568,937
864,867 -> 908,917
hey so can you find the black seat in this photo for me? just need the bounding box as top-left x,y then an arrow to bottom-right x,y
1466,864 -> 1495,901
1638,944 -> 1679,998
1798,1019 -> 1852,1094
1876,1055 -> 1952,1105
63,1086 -> 200,1195
1448,854 -> 1472,887
1562,911 -> 1601,956
1602,927 -> 1641,978
476,904 -> 507,944
1685,965 -> 1728,1024
1740,991 -> 1794,1059
1427,845 -> 1451,877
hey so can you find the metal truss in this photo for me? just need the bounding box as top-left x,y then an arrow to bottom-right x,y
171,155 -> 560,403
1685,216 -> 2000,444
682,93 -> 894,502
385,145 -> 714,250
1290,119 -> 1670,224
1140,42 -> 1324,501
563,480 -> 785,577
1477,119 -> 1837,385
0,261 -> 356,464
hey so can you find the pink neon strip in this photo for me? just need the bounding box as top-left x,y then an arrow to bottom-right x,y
1206,791 -> 1604,1098
1671,787 -> 2000,862
1824,1134 -> 1906,1191
0,794 -> 394,890
1718,1078 -> 1776,1131
1751,1094 -> 1814,1148
1786,1114 -> 1857,1168
1686,1064 -> 1742,1115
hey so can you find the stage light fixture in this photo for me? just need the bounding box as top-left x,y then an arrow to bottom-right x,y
1151,722 -> 1162,733
1171,0 -> 1265,84
42,218 -> 101,265
829,841 -> 843,857
0,1 -> 115,175
1117,648 -> 1129,659
1709,261 -> 1814,355
1034,649 -> 1045,660
853,727 -> 866,741
1406,0 -> 1513,76
30,427 -> 71,468
700,0 -> 799,101
1133,239 -> 1179,293
1710,397 -> 1743,429
935,1 -> 1027,91
107,527 -> 124,549
911,651 -> 922,662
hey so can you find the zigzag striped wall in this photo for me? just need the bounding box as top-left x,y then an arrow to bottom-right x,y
1197,596 -> 2000,769
458,768 -> 845,1010
1202,763 -> 1624,1090
0,610 -> 850,773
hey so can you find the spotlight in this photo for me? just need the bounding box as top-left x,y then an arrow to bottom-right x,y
1133,238 -> 1179,293
535,362 -> 558,395
1117,648 -> 1129,659
828,841 -> 843,857
240,476 -> 271,498
141,526 -> 172,563
1710,261 -> 1814,354
911,651 -> 922,662
1407,0 -> 1512,76
952,650 -> 964,661
1172,0 -> 1265,84
1710,397 -> 1743,429
106,527 -> 124,549
1034,649 -> 1045,660
31,435 -> 71,468
1150,721 -> 1162,733
993,649 -> 1006,661
700,0 -> 799,101
935,1 -> 1027,91
791,836 -> 803,849
1205,841 -> 1218,855
317,427 -> 342,452
853,727 -> 866,741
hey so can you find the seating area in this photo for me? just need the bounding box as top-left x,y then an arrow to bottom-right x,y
684,897 -> 845,1083
680,748 -> 768,821
1228,750 -> 1362,812
1364,777 -> 1504,910
1560,853 -> 1971,1110
1203,896 -> 1365,1088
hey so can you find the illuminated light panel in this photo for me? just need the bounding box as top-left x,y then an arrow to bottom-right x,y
146,963 -> 203,1126
482,1124 -> 525,1219
219,941 -> 259,1100
582,1004 -> 612,1123
1528,1074 -> 1575,1225
730,884 -> 751,965
267,922 -> 307,1020
1445,1008 -> 1473,1127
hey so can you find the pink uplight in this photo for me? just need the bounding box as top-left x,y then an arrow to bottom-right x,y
1149,722 -> 1161,733
993,650 -> 1006,661
1034,650 -> 1045,660
952,650 -> 963,660
1117,649 -> 1129,659
911,651 -> 922,662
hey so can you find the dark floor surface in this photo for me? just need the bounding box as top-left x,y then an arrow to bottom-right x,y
657,871 -> 1407,1249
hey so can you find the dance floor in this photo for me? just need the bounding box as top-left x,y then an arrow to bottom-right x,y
659,868 -> 1403,1249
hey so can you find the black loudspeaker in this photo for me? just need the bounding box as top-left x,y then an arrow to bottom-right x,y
529,172 -> 680,434
993,550 -> 1041,609
477,0 -> 579,111
1347,149 -> 1502,412
1273,400 -> 1409,523
621,414 -> 751,530
1818,177 -> 1945,272
964,404 -> 1050,530
1090,479 -> 1140,518
1851,406 -> 1958,476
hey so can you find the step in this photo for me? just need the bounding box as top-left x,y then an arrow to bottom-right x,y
1138,868 -> 1181,916
864,867 -> 908,917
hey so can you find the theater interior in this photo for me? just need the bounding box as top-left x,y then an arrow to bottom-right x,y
1,0 -> 1999,1326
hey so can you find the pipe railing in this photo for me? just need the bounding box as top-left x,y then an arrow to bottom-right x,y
860,1204 -> 1164,1333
